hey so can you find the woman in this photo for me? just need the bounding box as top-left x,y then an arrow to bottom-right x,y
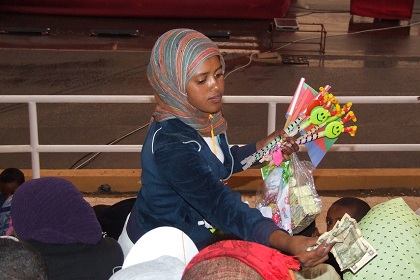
11,177 -> 124,280
122,28 -> 332,268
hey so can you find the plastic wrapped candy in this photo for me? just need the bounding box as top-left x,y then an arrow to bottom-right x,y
257,154 -> 322,235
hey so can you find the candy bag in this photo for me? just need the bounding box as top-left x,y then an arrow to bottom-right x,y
287,153 -> 322,234
257,153 -> 321,235
257,161 -> 293,234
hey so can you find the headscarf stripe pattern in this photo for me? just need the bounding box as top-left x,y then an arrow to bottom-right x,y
147,28 -> 227,137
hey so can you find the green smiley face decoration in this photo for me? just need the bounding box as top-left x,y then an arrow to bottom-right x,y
325,121 -> 343,138
309,107 -> 330,125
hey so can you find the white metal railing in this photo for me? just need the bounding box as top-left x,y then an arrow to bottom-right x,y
1,95 -> 419,178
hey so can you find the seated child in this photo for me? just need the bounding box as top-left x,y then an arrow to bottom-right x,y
324,197 -> 371,278
343,197 -> 420,280
0,168 -> 25,236
325,197 -> 371,232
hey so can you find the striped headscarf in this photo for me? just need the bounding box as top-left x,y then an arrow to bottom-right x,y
147,28 -> 227,137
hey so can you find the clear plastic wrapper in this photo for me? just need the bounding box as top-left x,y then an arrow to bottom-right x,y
257,153 -> 322,235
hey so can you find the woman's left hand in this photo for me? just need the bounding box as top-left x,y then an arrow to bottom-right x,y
280,130 -> 299,161
256,129 -> 299,161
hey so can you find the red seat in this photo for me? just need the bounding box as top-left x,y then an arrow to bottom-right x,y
0,0 -> 291,19
350,0 -> 415,20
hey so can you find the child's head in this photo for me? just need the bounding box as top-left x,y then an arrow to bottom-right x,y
326,197 -> 371,231
0,168 -> 25,199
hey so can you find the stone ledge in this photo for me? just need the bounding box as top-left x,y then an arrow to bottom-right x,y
19,168 -> 420,193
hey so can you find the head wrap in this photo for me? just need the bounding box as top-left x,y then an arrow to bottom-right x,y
147,28 -> 227,137
182,240 -> 300,279
11,177 -> 102,244
111,226 -> 198,280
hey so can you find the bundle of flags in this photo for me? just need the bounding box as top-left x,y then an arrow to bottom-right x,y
241,77 -> 357,169
251,78 -> 358,234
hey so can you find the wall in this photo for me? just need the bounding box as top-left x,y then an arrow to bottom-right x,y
18,168 -> 420,193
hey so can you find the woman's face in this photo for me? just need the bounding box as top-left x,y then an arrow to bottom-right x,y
186,56 -> 224,114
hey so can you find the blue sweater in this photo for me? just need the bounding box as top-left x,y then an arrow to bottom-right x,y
127,119 -> 279,250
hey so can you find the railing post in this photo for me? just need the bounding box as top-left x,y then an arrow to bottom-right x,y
28,102 -> 41,178
267,101 -> 277,135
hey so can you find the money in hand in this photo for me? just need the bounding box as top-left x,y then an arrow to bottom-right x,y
307,213 -> 377,273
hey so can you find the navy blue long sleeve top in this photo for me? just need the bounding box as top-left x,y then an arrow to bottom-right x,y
127,119 -> 280,250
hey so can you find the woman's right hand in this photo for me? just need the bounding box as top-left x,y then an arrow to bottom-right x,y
269,230 -> 334,268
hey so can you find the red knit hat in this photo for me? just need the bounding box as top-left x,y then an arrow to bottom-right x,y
182,240 -> 300,279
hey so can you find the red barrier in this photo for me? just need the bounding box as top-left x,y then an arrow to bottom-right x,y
350,0 -> 415,20
0,0 -> 290,19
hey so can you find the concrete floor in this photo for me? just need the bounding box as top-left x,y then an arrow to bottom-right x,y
0,0 -> 419,209
1,0 -> 419,171
1,0 -> 419,241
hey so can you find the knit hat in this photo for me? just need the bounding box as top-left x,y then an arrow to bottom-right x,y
11,177 -> 102,244
147,28 -> 227,137
182,240 -> 300,280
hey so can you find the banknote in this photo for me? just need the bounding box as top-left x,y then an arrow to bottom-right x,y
348,243 -> 377,273
331,220 -> 374,272
307,213 -> 377,273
